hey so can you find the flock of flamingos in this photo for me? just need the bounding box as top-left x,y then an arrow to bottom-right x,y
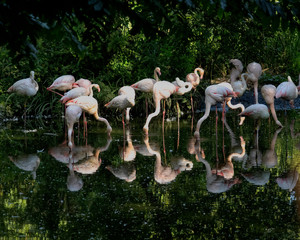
7,59 -> 300,150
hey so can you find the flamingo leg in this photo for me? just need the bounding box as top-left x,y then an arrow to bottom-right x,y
145,98 -> 148,118
47,88 -> 64,97
122,110 -> 125,160
162,99 -> 166,130
191,93 -> 194,117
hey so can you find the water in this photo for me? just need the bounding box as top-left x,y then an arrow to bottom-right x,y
0,111 -> 299,239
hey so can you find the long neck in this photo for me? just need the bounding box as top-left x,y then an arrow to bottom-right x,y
226,100 -> 245,125
269,102 -> 283,128
195,101 -> 211,134
154,69 -> 160,81
89,84 -> 100,97
143,96 -> 161,130
240,73 -> 247,91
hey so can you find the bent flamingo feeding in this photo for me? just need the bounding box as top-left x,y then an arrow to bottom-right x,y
143,78 -> 192,134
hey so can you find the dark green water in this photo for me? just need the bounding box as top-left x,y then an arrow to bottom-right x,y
0,110 -> 299,239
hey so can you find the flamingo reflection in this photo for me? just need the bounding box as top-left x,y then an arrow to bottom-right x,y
145,135 -> 193,184
9,153 -> 40,179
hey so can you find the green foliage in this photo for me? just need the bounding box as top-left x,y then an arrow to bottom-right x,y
0,1 -> 299,118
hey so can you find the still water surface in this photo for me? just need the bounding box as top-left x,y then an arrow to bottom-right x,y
0,111 -> 299,239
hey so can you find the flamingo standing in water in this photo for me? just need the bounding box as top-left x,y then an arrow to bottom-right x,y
261,84 -> 283,128
194,83 -> 241,138
242,62 -> 262,104
131,67 -> 161,117
275,76 -> 299,108
105,86 -> 136,128
7,71 -> 39,122
66,93 -> 112,137
186,67 -> 205,115
65,105 -> 83,149
143,78 -> 192,134
229,59 -> 247,97
47,75 -> 75,96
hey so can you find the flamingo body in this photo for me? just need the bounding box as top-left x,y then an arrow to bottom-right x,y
47,75 -> 75,92
240,104 -> 269,119
275,76 -> 298,107
7,71 -> 38,97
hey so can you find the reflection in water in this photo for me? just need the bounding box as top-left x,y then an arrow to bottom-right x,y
276,168 -> 299,191
119,127 -> 136,161
67,162 -> 84,192
106,162 -> 136,182
262,128 -> 282,168
241,127 -> 282,186
48,136 -> 112,191
194,135 -> 243,193
1,112 -> 299,239
9,153 -> 40,179
224,117 -> 248,162
146,136 -> 193,184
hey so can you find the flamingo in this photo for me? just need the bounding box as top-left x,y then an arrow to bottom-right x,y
275,76 -> 299,108
239,104 -> 270,128
143,78 -> 192,134
131,67 -> 161,117
186,67 -> 205,115
261,84 -> 283,128
242,62 -> 262,104
194,83 -> 240,138
7,71 -> 39,121
7,71 -> 39,97
63,83 -> 101,140
60,83 -> 100,103
105,86 -> 135,128
66,95 -> 112,136
47,75 -> 75,96
72,78 -> 92,91
65,105 -> 83,149
229,59 -> 247,97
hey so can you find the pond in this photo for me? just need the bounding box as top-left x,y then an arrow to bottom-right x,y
0,109 -> 299,239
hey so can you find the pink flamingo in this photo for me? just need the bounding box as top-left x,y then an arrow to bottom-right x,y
65,105 -> 83,149
131,67 -> 161,117
63,83 -> 100,140
261,84 -> 283,128
105,86 -> 136,128
143,78 -> 192,134
47,75 -> 75,96
239,104 -> 270,123
186,67 -> 204,115
243,62 -> 262,104
60,83 -> 100,103
276,76 -> 299,108
194,83 -> 241,138
66,95 -> 112,137
229,59 -> 247,97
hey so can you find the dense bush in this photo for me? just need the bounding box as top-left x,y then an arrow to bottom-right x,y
0,1 -> 299,119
